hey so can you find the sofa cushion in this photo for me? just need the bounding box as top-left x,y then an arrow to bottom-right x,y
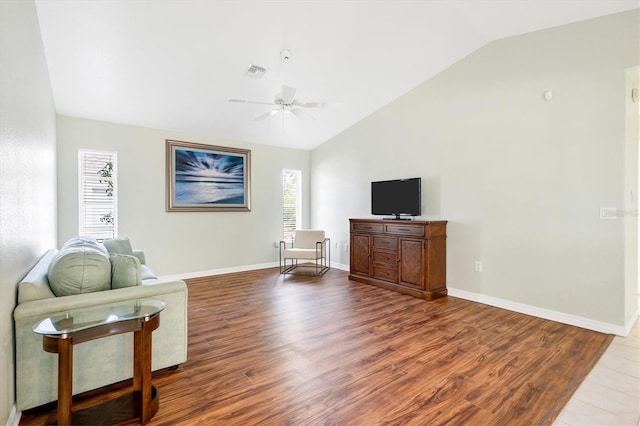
110,253 -> 142,289
140,264 -> 158,280
48,237 -> 111,297
103,237 -> 134,256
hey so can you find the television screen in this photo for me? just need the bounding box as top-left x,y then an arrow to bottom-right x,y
371,178 -> 421,218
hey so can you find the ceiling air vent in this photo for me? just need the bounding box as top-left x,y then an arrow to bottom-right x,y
246,64 -> 267,78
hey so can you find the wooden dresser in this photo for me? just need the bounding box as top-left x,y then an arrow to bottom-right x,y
349,218 -> 447,300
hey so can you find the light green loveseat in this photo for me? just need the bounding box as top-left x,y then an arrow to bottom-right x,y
13,237 -> 188,411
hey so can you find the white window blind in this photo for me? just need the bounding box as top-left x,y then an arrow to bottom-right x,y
282,169 -> 301,240
78,150 -> 118,241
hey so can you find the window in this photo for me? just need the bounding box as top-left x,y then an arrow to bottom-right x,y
282,169 -> 301,240
78,150 -> 118,241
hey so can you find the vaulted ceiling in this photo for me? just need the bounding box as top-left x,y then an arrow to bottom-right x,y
35,1 -> 638,150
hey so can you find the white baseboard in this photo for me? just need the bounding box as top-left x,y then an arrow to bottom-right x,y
6,405 -> 21,426
448,287 -> 635,337
160,260 -> 351,281
331,262 -> 350,271
624,305 -> 640,336
159,262 -> 279,282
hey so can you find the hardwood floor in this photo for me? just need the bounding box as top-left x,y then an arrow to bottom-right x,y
20,268 -> 613,425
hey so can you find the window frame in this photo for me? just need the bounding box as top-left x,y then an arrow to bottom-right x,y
282,168 -> 302,241
78,149 -> 118,241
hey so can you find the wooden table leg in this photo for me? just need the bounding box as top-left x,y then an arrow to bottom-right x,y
57,337 -> 73,426
142,323 -> 153,424
133,328 -> 142,392
134,319 -> 154,424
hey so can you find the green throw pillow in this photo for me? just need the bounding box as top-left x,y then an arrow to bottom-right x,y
48,236 -> 111,296
103,237 -> 134,256
110,253 -> 142,289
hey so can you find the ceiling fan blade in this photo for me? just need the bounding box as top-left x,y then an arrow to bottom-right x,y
300,101 -> 342,108
291,108 -> 315,120
253,109 -> 280,121
281,85 -> 296,104
229,98 -> 275,106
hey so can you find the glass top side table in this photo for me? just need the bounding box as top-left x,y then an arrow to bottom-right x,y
33,299 -> 165,426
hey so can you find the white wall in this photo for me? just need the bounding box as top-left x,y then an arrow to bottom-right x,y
311,10 -> 639,329
56,116 -> 310,276
0,0 -> 57,423
625,65 -> 640,325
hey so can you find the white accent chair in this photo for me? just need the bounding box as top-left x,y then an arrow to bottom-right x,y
280,230 -> 330,275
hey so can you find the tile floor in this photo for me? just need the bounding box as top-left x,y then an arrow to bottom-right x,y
554,316 -> 640,426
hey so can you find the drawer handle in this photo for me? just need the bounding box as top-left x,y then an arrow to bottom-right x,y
397,228 -> 411,232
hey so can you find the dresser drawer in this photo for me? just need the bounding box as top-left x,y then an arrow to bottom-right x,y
373,265 -> 397,283
352,222 -> 384,233
385,223 -> 425,237
372,235 -> 397,250
372,250 -> 397,265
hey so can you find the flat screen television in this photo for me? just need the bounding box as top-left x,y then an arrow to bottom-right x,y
371,177 -> 421,220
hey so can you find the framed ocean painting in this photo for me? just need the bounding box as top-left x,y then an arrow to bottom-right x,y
166,140 -> 251,212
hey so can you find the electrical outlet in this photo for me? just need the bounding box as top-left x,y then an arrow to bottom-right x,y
475,261 -> 483,272
273,241 -> 279,248
599,207 -> 617,219
343,243 -> 348,252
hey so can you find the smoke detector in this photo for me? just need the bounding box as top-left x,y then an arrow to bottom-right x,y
280,49 -> 292,62
246,64 -> 267,78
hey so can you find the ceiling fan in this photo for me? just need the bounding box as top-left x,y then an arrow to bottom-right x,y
228,50 -> 338,121
229,85 -> 333,121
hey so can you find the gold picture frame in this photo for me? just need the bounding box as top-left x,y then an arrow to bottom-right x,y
166,139 -> 251,212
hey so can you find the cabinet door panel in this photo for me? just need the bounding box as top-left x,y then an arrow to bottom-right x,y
399,239 -> 424,289
351,234 -> 371,275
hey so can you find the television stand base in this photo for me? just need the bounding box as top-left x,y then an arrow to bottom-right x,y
383,216 -> 413,221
